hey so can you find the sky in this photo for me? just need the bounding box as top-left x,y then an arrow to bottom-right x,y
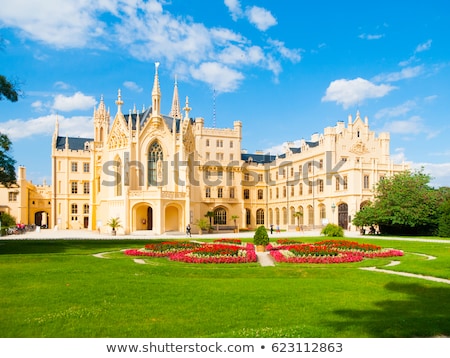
0,0 -> 449,188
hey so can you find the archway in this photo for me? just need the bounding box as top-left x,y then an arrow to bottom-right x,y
338,203 -> 348,229
34,211 -> 49,228
133,203 -> 153,231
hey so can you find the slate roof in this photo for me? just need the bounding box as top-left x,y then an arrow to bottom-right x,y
241,153 -> 277,164
55,136 -> 93,150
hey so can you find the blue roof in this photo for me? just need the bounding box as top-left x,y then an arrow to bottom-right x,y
241,153 -> 276,164
55,136 -> 93,150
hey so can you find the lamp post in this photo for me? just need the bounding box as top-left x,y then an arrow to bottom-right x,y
331,202 -> 336,224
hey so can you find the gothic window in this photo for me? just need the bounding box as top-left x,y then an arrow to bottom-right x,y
83,204 -> 89,214
214,208 -> 227,225
71,162 -> 78,172
318,179 -> 324,193
364,175 -> 370,189
256,209 -> 264,225
243,189 -> 250,199
218,187 -> 223,198
71,181 -> 78,194
229,187 -> 235,198
148,141 -> 163,186
83,182 -> 90,194
205,187 -> 211,198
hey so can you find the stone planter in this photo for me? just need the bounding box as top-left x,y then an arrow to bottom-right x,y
255,245 -> 266,252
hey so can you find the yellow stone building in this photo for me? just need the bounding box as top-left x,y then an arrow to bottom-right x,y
1,63 -> 408,234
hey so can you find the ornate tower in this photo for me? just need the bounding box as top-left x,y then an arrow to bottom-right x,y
94,95 -> 110,144
150,62 -> 162,126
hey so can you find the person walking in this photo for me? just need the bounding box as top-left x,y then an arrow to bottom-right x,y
270,224 -> 273,235
186,224 -> 191,237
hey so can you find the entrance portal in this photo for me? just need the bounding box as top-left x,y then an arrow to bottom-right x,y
338,203 -> 348,229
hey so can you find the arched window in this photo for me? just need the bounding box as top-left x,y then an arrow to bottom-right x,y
148,141 -> 163,186
214,208 -> 227,225
256,209 -> 265,225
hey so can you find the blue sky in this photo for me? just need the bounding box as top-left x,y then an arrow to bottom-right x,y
1,0 -> 449,187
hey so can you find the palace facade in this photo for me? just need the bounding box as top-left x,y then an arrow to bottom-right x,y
1,64 -> 408,234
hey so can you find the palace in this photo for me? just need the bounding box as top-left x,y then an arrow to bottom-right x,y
1,63 -> 408,234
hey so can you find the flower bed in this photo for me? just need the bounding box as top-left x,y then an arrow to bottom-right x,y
124,241 -> 256,264
268,239 -> 403,264
213,238 -> 242,245
124,239 -> 403,265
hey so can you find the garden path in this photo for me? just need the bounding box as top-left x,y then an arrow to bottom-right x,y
256,251 -> 275,266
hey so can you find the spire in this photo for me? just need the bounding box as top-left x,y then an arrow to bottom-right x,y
151,62 -> 161,116
54,114 -> 59,137
116,89 -> 123,114
170,75 -> 181,119
183,96 -> 191,120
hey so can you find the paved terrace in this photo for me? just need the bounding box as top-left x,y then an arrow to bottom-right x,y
1,227 -> 449,243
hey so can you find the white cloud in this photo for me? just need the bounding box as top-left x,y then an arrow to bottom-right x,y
0,114 -> 92,140
0,0 -> 108,48
54,81 -> 72,90
382,115 -> 440,140
123,81 -> 143,93
374,100 -> 416,119
412,162 -> 450,188
190,62 -> 244,93
224,0 -> 243,21
372,65 -> 424,82
383,115 -> 424,135
268,39 -> 302,62
415,39 -> 432,53
358,33 -> 384,40
322,78 -> 396,109
245,6 -> 277,31
0,0 -> 299,93
264,140 -> 303,156
52,92 -> 97,112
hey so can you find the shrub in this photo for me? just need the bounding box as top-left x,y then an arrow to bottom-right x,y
253,225 -> 269,246
320,223 -> 344,237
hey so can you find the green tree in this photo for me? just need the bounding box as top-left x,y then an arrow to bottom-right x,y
0,75 -> 19,102
0,133 -> 17,187
437,187 -> 450,237
352,202 -> 378,228
353,170 -> 439,235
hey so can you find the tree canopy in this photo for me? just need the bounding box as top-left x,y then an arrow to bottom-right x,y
0,75 -> 19,102
0,133 -> 17,187
353,170 -> 445,235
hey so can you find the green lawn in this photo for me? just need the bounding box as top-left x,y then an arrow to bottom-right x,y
0,237 -> 449,338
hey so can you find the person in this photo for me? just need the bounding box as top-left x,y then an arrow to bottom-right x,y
276,225 -> 280,233
270,224 -> 273,234
186,224 -> 191,237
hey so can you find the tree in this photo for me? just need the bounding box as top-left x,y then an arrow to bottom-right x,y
107,217 -> 122,235
0,75 -> 19,102
1,36 -> 20,103
0,133 -> 17,187
204,211 -> 214,228
293,211 -> 303,229
231,215 -> 239,231
352,202 -> 378,228
353,170 -> 439,235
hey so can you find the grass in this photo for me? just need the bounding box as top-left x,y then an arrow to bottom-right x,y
0,237 -> 449,338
